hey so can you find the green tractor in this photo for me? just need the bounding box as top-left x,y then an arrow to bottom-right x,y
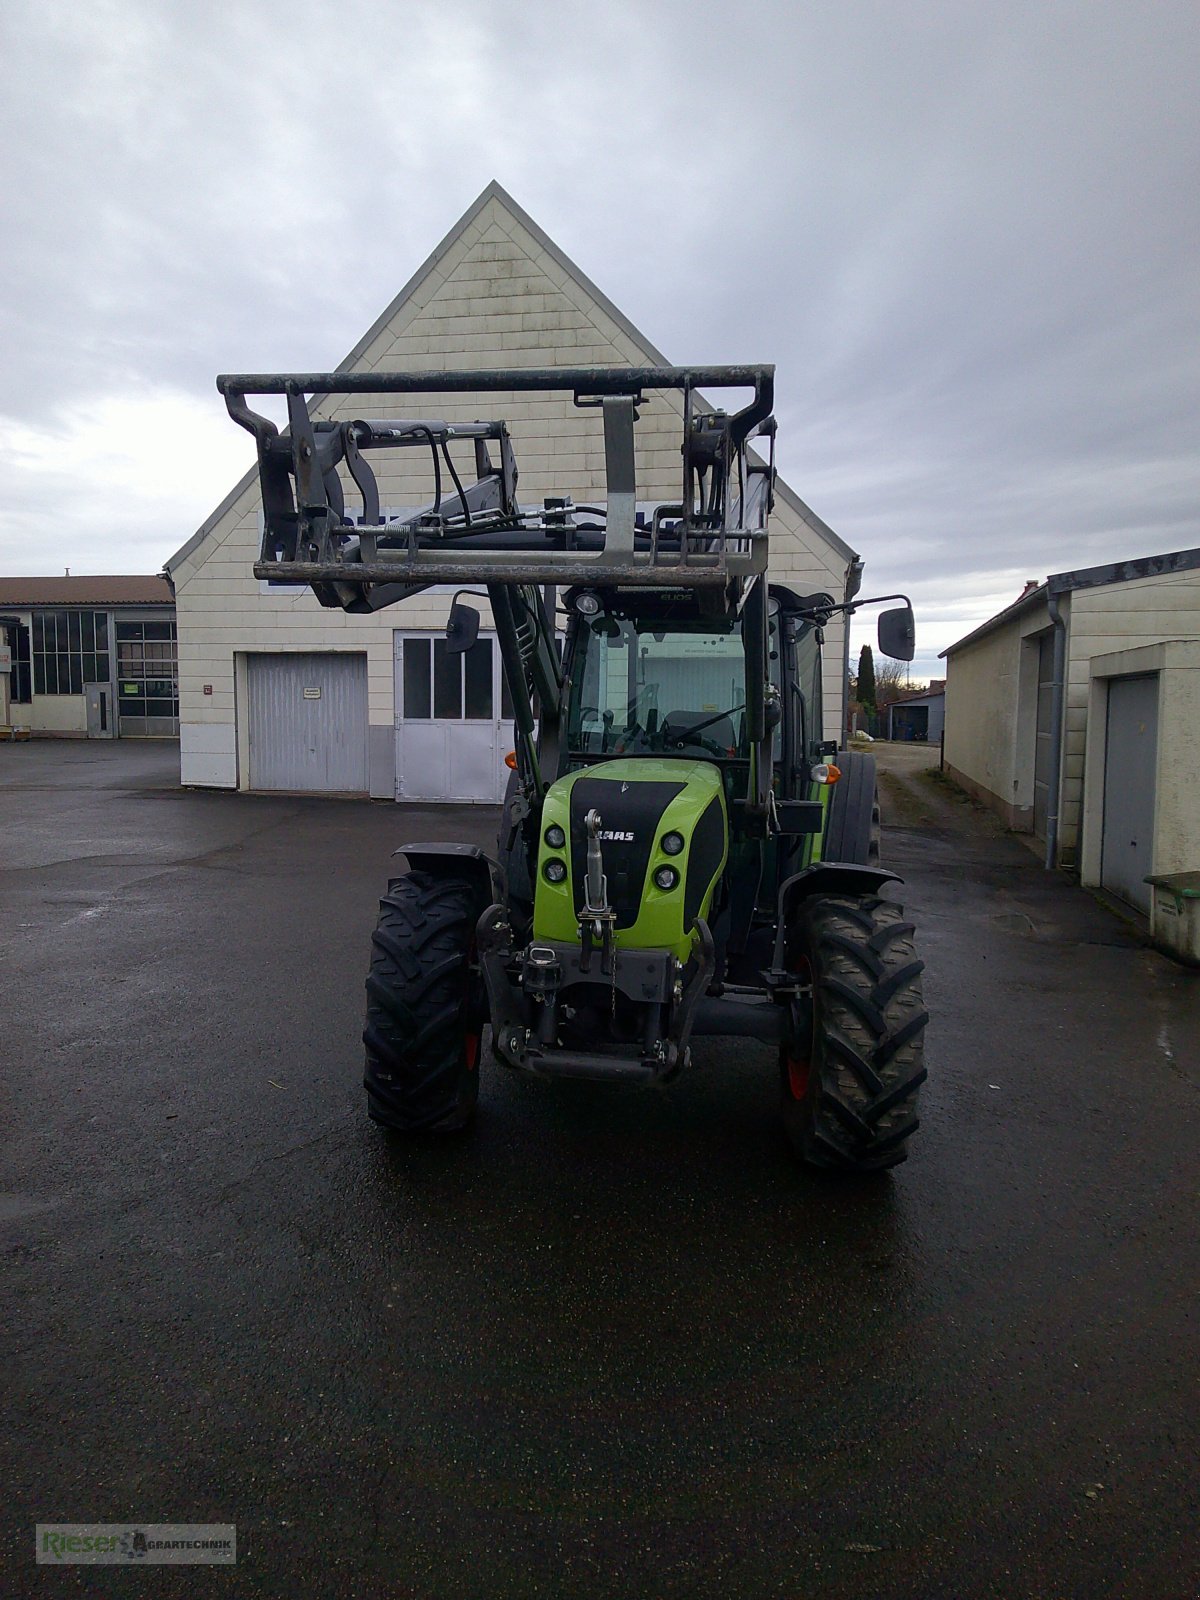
220,363 -> 927,1172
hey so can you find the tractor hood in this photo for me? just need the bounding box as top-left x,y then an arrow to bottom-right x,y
533,759 -> 728,959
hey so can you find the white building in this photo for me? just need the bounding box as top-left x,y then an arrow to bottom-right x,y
941,546 -> 1200,917
167,183 -> 858,803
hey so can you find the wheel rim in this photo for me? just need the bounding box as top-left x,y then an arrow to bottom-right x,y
785,954 -> 814,1101
464,1031 -> 481,1071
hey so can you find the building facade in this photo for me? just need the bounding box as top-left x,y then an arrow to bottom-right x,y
166,183 -> 859,802
941,547 -> 1200,912
0,576 -> 177,738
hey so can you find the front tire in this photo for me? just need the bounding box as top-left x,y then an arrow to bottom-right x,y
363,871 -> 485,1133
780,894 -> 928,1172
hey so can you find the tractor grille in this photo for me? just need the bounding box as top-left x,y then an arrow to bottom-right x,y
569,777 -> 685,930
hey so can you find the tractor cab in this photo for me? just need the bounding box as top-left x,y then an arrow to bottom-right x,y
562,586 -> 763,768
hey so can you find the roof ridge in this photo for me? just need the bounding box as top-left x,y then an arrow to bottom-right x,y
167,181 -> 856,574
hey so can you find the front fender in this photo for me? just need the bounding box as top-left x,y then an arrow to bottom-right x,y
392,842 -> 504,906
772,862 -> 902,966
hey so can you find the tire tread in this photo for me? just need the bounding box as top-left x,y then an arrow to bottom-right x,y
363,872 -> 482,1133
781,893 -> 928,1172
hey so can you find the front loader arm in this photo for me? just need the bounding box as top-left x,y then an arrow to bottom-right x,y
741,575 -> 779,825
489,583 -> 563,803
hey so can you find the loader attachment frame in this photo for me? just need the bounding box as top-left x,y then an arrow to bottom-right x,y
218,365 -> 775,599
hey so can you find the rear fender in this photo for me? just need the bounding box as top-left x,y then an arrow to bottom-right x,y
772,862 -> 901,966
392,843 -> 504,907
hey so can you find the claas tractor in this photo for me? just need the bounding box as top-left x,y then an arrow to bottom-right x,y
220,364 -> 928,1172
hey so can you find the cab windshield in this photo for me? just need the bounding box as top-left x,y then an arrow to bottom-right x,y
567,611 -> 751,760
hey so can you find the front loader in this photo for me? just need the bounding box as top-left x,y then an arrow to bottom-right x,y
220,364 -> 928,1172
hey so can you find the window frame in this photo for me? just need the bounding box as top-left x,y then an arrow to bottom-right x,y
31,610 -> 111,697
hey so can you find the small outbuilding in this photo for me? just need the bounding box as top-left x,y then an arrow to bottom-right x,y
941,546 -> 1200,921
885,679 -> 945,743
0,576 -> 177,738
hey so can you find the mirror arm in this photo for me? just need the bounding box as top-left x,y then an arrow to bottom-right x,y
787,591 -> 913,624
842,591 -> 913,615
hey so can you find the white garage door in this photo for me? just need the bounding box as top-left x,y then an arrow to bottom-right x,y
394,632 -> 512,802
246,652 -> 369,793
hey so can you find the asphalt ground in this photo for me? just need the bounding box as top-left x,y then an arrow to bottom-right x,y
2,739 -> 1198,1599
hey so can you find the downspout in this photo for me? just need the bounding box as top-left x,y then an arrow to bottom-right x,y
843,558 -> 864,743
1044,588 -> 1067,870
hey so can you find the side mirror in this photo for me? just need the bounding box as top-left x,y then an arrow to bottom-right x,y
445,601 -> 480,654
878,603 -> 915,662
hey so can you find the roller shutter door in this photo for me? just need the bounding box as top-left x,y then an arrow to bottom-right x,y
246,652 -> 368,793
1100,673 -> 1158,914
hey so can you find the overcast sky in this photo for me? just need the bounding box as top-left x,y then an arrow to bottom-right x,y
3,0 -> 1196,678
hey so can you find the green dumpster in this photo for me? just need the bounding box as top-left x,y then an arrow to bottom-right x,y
1145,872 -> 1200,966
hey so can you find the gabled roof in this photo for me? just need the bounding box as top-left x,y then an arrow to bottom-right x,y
168,180 -> 855,575
341,180 -> 668,398
0,576 -> 173,607
942,542 -> 1200,658
889,681 -> 945,704
940,582 -> 1049,657
1046,544 -> 1200,596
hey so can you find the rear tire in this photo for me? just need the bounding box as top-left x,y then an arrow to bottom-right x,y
825,751 -> 881,866
363,871 -> 485,1133
780,894 -> 928,1172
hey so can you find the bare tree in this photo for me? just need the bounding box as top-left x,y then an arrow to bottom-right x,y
873,658 -> 914,707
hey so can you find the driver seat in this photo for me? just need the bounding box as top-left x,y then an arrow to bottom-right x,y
664,710 -> 737,753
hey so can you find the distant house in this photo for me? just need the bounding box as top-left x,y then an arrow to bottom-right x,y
941,546 -> 1200,918
886,679 -> 945,743
0,576 -> 177,738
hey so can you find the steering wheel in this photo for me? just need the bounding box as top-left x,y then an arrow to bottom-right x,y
668,731 -> 732,759
615,723 -> 658,755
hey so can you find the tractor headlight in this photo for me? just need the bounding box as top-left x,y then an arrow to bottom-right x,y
544,823 -> 566,848
543,858 -> 568,884
574,590 -> 601,616
653,865 -> 679,891
660,831 -> 684,856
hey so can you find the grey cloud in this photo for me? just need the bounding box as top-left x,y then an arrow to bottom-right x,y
2,0 -> 1195,681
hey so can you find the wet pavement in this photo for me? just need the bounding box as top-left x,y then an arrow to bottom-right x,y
2,740 -> 1198,1598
